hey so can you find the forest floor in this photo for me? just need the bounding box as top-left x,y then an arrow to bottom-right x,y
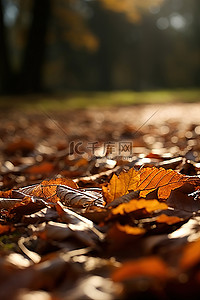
0,101 -> 200,300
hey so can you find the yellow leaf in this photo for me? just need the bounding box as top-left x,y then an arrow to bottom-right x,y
116,223 -> 145,235
156,214 -> 183,225
102,168 -> 140,204
112,199 -> 168,215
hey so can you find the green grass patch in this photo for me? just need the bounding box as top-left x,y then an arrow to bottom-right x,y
0,232 -> 20,252
0,89 -> 199,111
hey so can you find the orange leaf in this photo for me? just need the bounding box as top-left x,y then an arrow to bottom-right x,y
0,190 -> 13,198
41,178 -> 78,189
25,162 -> 55,174
21,178 -> 78,203
5,138 -> 34,154
0,224 -> 14,235
138,167 -> 200,199
116,223 -> 145,235
102,168 -> 140,204
112,199 -> 168,215
156,214 -> 183,225
112,256 -> 169,282
179,239 -> 200,271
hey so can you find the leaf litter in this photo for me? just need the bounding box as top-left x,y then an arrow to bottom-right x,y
0,105 -> 200,299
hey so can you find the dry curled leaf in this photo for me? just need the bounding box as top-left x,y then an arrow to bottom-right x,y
0,198 -> 22,210
57,185 -> 104,208
56,201 -> 104,247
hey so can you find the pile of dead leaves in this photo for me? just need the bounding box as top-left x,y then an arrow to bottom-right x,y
1,165 -> 200,300
0,108 -> 200,300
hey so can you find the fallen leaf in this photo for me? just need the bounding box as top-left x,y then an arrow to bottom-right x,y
102,168 -> 140,204
111,199 -> 168,215
116,223 -> 146,235
5,138 -> 34,154
106,190 -> 140,208
31,221 -> 72,241
156,214 -> 183,225
56,201 -> 104,247
57,185 -> 104,208
9,196 -> 45,217
0,224 -> 14,235
167,183 -> 200,212
138,167 -> 200,199
24,162 -> 55,174
0,198 -> 22,210
20,178 -> 78,203
179,238 -> 200,271
112,256 -> 170,282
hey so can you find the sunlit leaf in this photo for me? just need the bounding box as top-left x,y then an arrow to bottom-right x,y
112,199 -> 168,215
20,178 -> 78,203
138,167 -> 200,199
116,223 -> 145,235
156,214 -> 183,225
102,168 -> 140,203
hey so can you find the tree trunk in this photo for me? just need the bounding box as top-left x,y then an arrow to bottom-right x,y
0,0 -> 12,94
17,0 -> 51,93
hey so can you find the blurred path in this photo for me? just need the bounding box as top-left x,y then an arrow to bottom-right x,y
85,103 -> 200,126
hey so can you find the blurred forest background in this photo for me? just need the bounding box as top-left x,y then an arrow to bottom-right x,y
0,0 -> 199,95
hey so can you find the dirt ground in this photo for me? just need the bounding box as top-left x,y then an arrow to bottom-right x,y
0,102 -> 200,300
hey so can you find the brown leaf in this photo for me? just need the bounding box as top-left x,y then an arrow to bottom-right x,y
32,221 -> 73,241
56,201 -> 104,247
166,183 -> 200,212
57,185 -> 104,208
0,198 -> 22,210
9,196 -> 45,217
